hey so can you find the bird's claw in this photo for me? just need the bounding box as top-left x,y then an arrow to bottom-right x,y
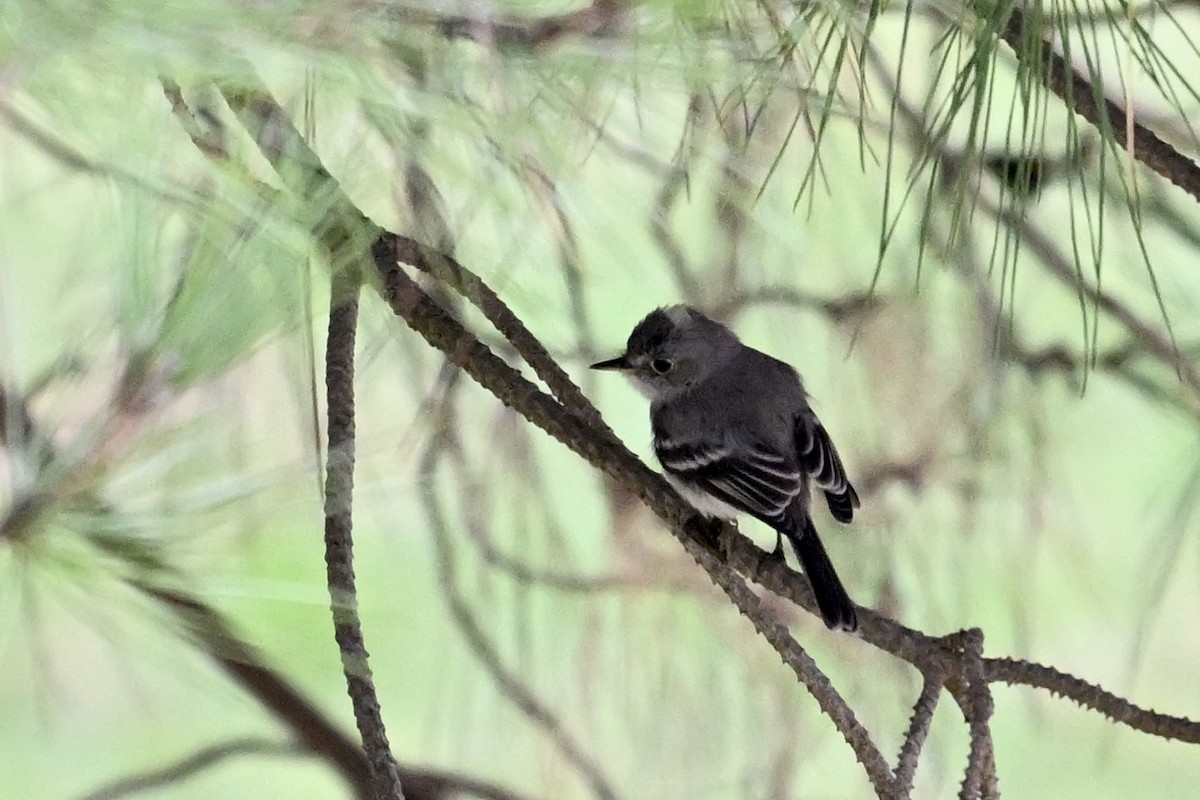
766,535 -> 787,564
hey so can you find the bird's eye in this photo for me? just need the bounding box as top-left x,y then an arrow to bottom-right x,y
650,358 -> 673,374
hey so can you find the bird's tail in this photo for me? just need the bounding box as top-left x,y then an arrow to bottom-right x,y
784,515 -> 858,632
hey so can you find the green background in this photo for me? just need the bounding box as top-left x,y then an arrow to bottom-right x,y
2,1 -> 1199,798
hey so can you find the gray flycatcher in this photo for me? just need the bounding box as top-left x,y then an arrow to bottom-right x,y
591,305 -> 860,631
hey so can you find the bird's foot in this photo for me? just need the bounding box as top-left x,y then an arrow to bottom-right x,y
766,534 -> 787,564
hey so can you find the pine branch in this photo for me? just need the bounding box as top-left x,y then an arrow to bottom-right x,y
324,273 -> 405,800
1001,5 -> 1200,203
0,386 -> 530,800
170,73 -> 1200,800
894,674 -> 943,795
985,657 -> 1200,743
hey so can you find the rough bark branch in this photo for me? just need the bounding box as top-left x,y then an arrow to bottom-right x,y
324,274 -> 406,800
1001,5 -> 1200,204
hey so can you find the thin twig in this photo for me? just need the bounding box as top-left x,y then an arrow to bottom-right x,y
161,80 -> 230,159
219,81 -> 610,436
894,673 -> 943,796
985,656 -> 1200,743
649,93 -> 706,301
949,630 -> 996,800
420,423 -> 621,800
516,158 -> 597,368
403,0 -> 627,50
692,540 -> 899,797
76,738 -> 301,800
0,102 -> 194,207
324,273 -> 405,800
389,234 -> 611,432
710,287 -> 881,322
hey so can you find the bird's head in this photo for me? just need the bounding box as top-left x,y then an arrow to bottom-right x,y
591,305 -> 737,402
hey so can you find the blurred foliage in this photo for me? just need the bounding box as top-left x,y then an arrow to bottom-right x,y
1,0 -> 1200,798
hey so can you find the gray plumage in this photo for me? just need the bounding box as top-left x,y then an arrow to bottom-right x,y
591,305 -> 860,631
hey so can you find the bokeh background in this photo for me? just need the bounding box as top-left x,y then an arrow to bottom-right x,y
2,0 -> 1200,798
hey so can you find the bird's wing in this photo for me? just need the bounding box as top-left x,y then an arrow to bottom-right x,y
796,412 -> 860,523
654,432 -> 801,523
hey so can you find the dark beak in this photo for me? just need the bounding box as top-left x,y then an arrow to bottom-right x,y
590,355 -> 631,371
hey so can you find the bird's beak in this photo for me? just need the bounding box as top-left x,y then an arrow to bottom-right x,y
590,354 -> 631,371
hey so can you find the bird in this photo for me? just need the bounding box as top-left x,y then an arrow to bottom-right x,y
591,305 -> 860,631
